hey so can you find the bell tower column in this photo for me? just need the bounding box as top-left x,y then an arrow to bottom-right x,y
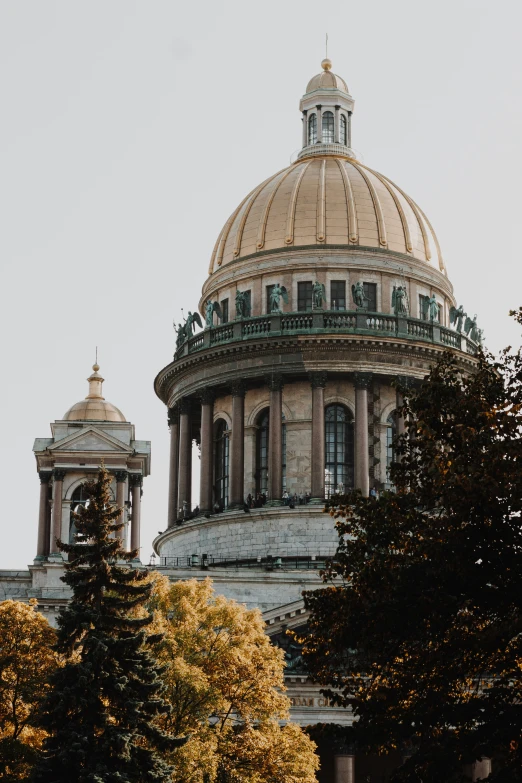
354,373 -> 372,497
114,471 -> 127,541
310,372 -> 327,501
50,469 -> 66,555
229,382 -> 245,509
167,406 -> 179,528
36,471 -> 52,559
129,474 -> 142,556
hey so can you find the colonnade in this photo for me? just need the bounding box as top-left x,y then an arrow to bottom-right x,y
35,470 -> 143,559
166,372 -> 411,528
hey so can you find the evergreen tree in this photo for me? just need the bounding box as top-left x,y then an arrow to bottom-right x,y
31,467 -> 181,783
301,316 -> 522,782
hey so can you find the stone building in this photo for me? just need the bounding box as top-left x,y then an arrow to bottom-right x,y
0,363 -> 150,626
152,60 -> 481,781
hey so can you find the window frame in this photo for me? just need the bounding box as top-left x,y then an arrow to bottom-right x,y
297,281 -> 313,312
220,298 -> 229,324
322,111 -> 334,144
325,404 -> 355,498
214,419 -> 229,510
363,282 -> 377,312
340,114 -> 347,145
330,280 -> 346,310
308,113 -> 317,145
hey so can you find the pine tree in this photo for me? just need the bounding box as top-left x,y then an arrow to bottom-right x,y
31,467 -> 180,783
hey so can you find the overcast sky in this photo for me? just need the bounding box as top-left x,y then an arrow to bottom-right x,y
1,0 -> 521,569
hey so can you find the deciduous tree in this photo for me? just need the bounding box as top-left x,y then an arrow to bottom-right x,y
150,576 -> 319,783
0,600 -> 57,780
301,324 -> 522,782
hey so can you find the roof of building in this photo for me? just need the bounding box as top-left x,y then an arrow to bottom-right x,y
63,364 -> 127,422
305,58 -> 350,93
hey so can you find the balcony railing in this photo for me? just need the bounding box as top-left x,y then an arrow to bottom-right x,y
175,310 -> 478,361
159,553 -> 333,570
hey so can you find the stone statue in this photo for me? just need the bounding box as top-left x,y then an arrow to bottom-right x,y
186,311 -> 203,335
392,285 -> 408,316
428,295 -> 439,321
351,281 -> 367,309
205,299 -> 222,327
174,321 -> 185,350
464,314 -> 480,343
312,281 -> 326,309
235,289 -> 250,319
269,284 -> 289,313
449,304 -> 467,333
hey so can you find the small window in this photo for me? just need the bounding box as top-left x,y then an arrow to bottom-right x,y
330,280 -> 346,310
340,114 -> 347,145
220,298 -> 229,323
298,281 -> 313,312
256,410 -> 269,495
363,282 -> 377,312
325,404 -> 354,497
243,290 -> 251,317
214,420 -> 229,510
308,113 -> 317,145
322,111 -> 334,144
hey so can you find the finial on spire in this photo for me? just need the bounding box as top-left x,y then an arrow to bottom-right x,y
321,33 -> 332,71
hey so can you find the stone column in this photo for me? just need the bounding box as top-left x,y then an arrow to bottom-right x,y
114,471 -> 127,541
129,474 -> 142,557
199,389 -> 214,514
177,398 -> 192,516
267,374 -> 284,505
50,469 -> 66,555
310,372 -> 327,501
302,110 -> 307,147
354,373 -> 372,497
396,387 -> 406,439
347,111 -> 352,148
334,754 -> 355,783
167,406 -> 179,528
334,104 -> 340,143
36,472 -> 52,559
229,382 -> 246,509
317,104 -> 323,142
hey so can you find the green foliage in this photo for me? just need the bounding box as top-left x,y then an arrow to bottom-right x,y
301,316 -> 522,782
31,467 -> 179,783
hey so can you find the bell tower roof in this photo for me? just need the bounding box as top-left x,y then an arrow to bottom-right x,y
62,363 -> 126,422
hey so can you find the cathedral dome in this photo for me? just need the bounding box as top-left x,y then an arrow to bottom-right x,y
63,364 -> 126,422
208,156 -> 445,274
306,59 -> 349,93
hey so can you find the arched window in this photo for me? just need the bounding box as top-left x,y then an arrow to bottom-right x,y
256,409 -> 269,495
69,484 -> 90,543
386,412 -> 397,486
340,114 -> 347,145
322,111 -> 334,144
214,419 -> 229,510
325,404 -> 354,497
308,113 -> 317,145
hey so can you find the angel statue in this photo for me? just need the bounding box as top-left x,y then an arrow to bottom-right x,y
392,285 -> 408,316
351,281 -> 367,309
312,281 -> 326,309
269,283 -> 289,313
174,321 -> 185,350
464,314 -> 480,343
205,299 -> 222,327
186,310 -> 203,335
235,290 -> 250,319
449,304 -> 467,333
428,295 -> 439,322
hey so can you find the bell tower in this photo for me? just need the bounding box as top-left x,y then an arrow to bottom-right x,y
298,59 -> 355,158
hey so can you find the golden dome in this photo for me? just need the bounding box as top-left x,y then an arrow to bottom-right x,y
306,64 -> 349,94
63,364 -> 126,422
209,156 -> 445,274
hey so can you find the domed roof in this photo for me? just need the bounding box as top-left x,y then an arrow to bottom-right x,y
208,156 -> 445,274
306,59 -> 349,94
63,364 -> 126,422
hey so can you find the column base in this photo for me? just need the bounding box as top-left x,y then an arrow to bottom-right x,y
47,552 -> 64,562
265,499 -> 283,507
33,555 -> 47,564
308,496 -> 325,506
227,502 -> 245,511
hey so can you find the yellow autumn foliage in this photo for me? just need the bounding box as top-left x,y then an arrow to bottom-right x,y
149,576 -> 319,783
0,599 -> 59,779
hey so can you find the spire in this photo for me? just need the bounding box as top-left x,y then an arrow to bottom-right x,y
86,363 -> 105,400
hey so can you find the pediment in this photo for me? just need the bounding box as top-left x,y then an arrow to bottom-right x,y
50,426 -> 133,454
263,599 -> 309,635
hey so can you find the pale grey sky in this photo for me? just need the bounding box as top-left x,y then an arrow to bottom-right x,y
1,0 -> 521,568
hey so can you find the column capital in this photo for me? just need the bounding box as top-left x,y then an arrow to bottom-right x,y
309,371 -> 327,389
53,469 -> 66,482
129,473 -> 143,488
39,471 -> 52,484
354,372 -> 373,390
395,374 -> 417,391
199,387 -> 215,406
178,397 -> 191,415
114,470 -> 128,483
316,103 -> 322,110
265,374 -> 284,392
230,380 -> 246,398
167,405 -> 179,426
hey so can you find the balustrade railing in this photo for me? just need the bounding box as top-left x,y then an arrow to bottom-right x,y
173,309 -> 479,360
